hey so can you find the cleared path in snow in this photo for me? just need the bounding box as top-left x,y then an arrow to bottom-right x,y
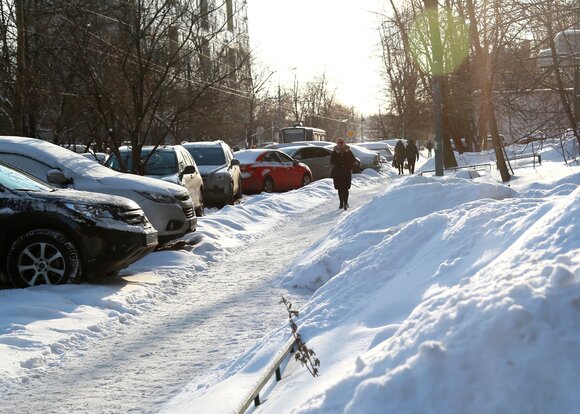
2,180 -> 386,413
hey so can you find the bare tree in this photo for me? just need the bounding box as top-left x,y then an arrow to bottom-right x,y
9,0 -> 252,173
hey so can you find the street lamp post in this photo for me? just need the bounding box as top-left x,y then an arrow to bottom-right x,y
425,0 -> 444,176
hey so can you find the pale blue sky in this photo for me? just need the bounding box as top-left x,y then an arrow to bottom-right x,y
247,0 -> 388,116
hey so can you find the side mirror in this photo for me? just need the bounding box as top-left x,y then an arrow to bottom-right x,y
183,165 -> 196,175
46,169 -> 70,185
231,159 -> 240,166
293,159 -> 300,165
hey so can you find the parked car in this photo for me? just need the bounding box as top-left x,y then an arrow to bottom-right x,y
81,151 -> 108,164
235,149 -> 312,194
349,144 -> 382,173
106,145 -> 204,217
357,141 -> 394,163
0,136 -> 196,243
0,161 -> 157,288
181,141 -> 242,206
265,141 -> 334,150
279,145 -> 334,180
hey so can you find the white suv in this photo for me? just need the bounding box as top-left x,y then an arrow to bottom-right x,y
0,136 -> 196,243
106,145 -> 205,217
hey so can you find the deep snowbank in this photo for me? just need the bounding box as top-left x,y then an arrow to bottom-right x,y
165,147 -> 579,413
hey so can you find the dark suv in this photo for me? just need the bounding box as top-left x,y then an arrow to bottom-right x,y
0,162 -> 158,288
182,141 -> 242,206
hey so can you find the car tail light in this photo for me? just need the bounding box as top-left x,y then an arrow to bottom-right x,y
240,164 -> 253,179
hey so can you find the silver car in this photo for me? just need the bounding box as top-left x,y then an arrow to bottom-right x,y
357,141 -> 394,163
0,136 -> 196,243
349,144 -> 382,173
106,145 -> 205,217
182,141 -> 242,206
279,145 -> 334,180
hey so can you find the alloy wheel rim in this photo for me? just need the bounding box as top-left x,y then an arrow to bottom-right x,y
18,242 -> 66,285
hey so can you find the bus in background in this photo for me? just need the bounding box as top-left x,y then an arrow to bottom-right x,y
279,125 -> 327,143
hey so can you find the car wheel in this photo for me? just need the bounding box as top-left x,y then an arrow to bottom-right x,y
195,192 -> 204,217
6,229 -> 81,288
302,173 -> 312,187
263,176 -> 274,193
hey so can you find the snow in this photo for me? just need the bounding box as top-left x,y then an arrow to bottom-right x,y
1,137 -> 579,413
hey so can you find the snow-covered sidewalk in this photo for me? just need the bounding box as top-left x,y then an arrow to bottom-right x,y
163,143 -> 580,414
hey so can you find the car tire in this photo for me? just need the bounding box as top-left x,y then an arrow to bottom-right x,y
263,176 -> 274,193
195,192 -> 204,217
6,229 -> 81,288
302,173 -> 312,187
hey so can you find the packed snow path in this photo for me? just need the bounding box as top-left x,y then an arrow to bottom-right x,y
2,181 -> 384,413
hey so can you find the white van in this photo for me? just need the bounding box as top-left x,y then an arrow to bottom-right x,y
0,136 -> 196,243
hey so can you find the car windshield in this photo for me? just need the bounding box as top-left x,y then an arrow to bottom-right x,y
107,149 -> 178,175
186,147 -> 226,165
0,163 -> 52,191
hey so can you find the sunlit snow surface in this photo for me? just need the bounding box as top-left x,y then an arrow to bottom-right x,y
1,138 -> 579,414
163,140 -> 580,414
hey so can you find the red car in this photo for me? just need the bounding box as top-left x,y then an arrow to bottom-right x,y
236,149 -> 313,194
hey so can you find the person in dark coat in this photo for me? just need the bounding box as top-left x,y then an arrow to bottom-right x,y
393,140 -> 406,175
426,140 -> 433,157
405,139 -> 420,174
331,137 -> 357,210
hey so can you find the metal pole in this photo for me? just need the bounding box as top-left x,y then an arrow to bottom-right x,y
575,0 -> 580,123
425,0 -> 444,176
433,76 -> 444,176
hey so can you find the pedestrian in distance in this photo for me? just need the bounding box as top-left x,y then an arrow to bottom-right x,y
426,140 -> 433,157
330,137 -> 357,210
406,139 -> 420,174
393,139 -> 406,175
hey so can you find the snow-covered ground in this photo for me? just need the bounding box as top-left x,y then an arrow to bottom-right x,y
164,140 -> 580,413
1,138 -> 579,413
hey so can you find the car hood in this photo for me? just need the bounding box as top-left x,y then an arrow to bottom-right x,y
94,174 -> 187,197
22,188 -> 139,210
0,136 -> 188,197
197,165 -> 227,176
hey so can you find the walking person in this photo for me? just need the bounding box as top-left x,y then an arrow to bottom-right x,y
426,140 -> 433,157
331,137 -> 357,210
406,139 -> 420,174
394,139 -> 406,175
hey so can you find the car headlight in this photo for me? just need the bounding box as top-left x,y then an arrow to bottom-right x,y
65,203 -> 115,220
135,190 -> 175,203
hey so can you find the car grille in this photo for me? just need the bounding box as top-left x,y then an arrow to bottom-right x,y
118,208 -> 151,227
183,206 -> 194,219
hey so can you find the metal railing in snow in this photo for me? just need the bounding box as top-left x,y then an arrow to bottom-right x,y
235,336 -> 297,414
418,162 -> 494,176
